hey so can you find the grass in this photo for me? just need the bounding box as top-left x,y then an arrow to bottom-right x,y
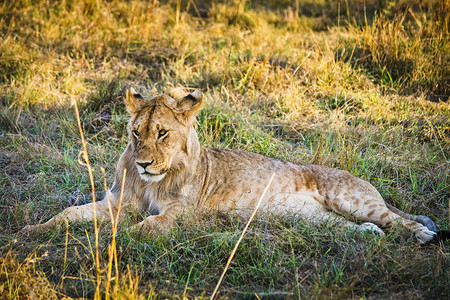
0,0 -> 449,298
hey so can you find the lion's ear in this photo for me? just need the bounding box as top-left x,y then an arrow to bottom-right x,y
125,87 -> 144,115
167,90 -> 203,125
178,90 -> 203,115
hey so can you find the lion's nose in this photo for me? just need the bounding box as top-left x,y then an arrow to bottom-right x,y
136,160 -> 154,169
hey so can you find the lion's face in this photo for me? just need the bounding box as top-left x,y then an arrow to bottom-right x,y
125,89 -> 203,182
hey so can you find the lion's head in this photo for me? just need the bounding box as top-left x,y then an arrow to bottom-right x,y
124,88 -> 203,182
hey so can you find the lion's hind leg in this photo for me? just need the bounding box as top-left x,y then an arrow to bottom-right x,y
313,211 -> 385,236
331,193 -> 437,244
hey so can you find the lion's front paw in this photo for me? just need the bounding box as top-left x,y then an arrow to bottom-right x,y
131,222 -> 145,232
131,216 -> 173,233
132,220 -> 159,232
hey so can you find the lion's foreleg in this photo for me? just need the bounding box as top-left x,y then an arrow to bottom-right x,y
134,201 -> 184,232
21,199 -> 118,234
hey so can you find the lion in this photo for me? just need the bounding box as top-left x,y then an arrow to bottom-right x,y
21,88 -> 448,244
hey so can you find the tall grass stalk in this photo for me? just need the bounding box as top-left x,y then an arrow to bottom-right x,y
176,0 -> 181,26
73,97 -> 101,298
74,98 -> 130,298
210,173 -> 275,300
103,167 -> 127,299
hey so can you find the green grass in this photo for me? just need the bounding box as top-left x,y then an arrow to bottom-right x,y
0,0 -> 449,299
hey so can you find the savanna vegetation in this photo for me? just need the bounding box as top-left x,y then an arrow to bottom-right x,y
0,0 -> 449,298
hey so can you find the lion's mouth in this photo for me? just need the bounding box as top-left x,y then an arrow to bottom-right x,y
139,172 -> 166,182
142,170 -> 166,176
139,170 -> 167,182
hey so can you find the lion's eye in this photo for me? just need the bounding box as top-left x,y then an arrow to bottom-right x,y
158,129 -> 168,138
132,130 -> 140,138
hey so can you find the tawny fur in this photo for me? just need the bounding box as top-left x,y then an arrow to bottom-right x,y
21,89 -> 440,244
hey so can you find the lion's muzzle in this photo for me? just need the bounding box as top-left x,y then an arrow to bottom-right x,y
135,159 -> 167,182
136,160 -> 154,169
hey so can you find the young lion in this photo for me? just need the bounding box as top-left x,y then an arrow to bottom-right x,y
22,88 -> 446,244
